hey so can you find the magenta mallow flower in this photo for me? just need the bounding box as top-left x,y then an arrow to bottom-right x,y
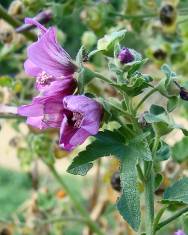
18,95 -> 65,129
174,230 -> 186,235
118,47 -> 134,64
59,95 -> 103,151
24,18 -> 77,92
17,78 -> 76,129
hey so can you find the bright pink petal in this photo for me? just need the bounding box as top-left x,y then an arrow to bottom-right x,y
24,59 -> 42,77
59,115 -> 90,151
25,17 -> 47,34
42,77 -> 76,96
27,27 -> 76,77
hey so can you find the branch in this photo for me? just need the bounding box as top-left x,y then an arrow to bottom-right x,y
0,4 -> 36,41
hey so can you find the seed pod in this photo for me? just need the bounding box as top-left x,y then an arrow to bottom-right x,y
8,0 -> 24,17
111,171 -> 121,192
153,49 -> 167,60
160,4 -> 176,26
0,228 -> 11,235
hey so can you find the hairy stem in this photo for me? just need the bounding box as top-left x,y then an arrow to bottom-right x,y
144,135 -> 160,235
135,88 -> 158,112
47,164 -> 105,235
144,164 -> 155,235
152,206 -> 168,234
156,206 -> 188,232
0,4 -> 36,41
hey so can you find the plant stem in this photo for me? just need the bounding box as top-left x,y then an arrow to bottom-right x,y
144,135 -> 160,235
109,12 -> 157,19
0,114 -> 24,119
0,4 -> 36,41
135,88 -> 158,112
47,164 -> 105,235
144,164 -> 155,235
92,71 -> 112,84
152,206 -> 168,234
156,206 -> 188,231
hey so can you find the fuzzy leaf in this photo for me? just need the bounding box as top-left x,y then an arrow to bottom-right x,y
156,141 -> 171,161
163,177 -> 188,204
112,72 -> 152,96
172,137 -> 188,163
67,130 -> 126,175
167,97 -> 179,112
117,146 -> 141,231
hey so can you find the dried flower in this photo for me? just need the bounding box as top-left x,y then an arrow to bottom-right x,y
59,95 -> 102,151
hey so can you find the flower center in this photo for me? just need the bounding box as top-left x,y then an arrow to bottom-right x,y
37,71 -> 54,86
72,112 -> 84,128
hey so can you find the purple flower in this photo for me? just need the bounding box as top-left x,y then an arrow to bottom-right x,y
174,230 -> 186,235
24,18 -> 77,91
18,95 -> 64,129
59,95 -> 102,151
118,48 -> 134,64
17,77 -> 76,130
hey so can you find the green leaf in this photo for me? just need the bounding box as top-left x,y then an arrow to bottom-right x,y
67,130 -> 154,230
77,67 -> 95,94
144,105 -> 174,136
67,163 -> 93,176
131,138 -> 152,161
172,137 -> 188,163
161,64 -> 176,79
158,64 -> 179,97
127,59 -> 148,77
117,145 -> 141,231
155,173 -> 163,190
96,29 -> 127,56
156,141 -> 171,161
76,46 -> 85,67
167,97 -> 179,112
67,130 -> 126,176
163,177 -> 188,204
112,72 -> 152,97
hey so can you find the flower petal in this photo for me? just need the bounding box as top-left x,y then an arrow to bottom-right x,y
63,95 -> 102,134
42,77 -> 76,96
24,59 -> 42,77
25,17 -> 47,34
59,115 -> 90,151
27,27 -> 76,77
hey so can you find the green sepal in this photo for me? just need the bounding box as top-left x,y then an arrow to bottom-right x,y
89,29 -> 127,57
158,64 -> 180,98
112,72 -> 152,97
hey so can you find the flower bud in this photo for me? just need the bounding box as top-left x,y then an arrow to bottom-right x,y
180,87 -> 188,101
16,10 -> 52,33
118,47 -> 134,64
